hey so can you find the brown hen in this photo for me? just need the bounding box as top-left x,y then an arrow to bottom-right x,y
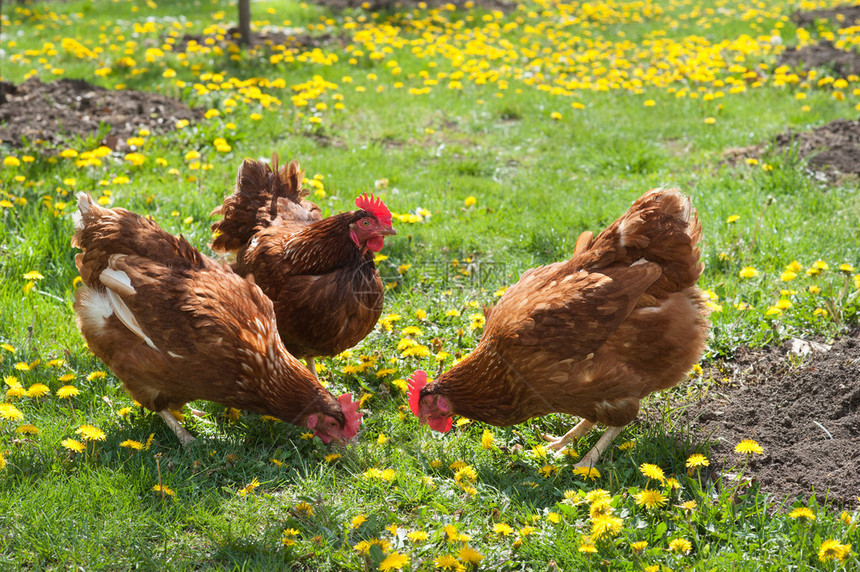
210,156 -> 396,377
72,193 -> 362,446
408,188 -> 710,467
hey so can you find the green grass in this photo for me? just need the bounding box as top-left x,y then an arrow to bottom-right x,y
2,0 -> 860,569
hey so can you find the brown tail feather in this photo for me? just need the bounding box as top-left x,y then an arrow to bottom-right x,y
575,188 -> 703,296
210,157 -> 321,254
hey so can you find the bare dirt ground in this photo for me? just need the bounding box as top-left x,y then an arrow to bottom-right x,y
683,330 -> 860,507
792,5 -> 860,28
0,77 -> 200,151
723,118 -> 860,179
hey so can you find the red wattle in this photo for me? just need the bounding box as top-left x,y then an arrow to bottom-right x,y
367,235 -> 384,252
428,416 -> 453,433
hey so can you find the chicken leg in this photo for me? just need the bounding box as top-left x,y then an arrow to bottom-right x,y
573,425 -> 625,469
306,357 -> 318,379
544,418 -> 595,451
158,410 -> 195,446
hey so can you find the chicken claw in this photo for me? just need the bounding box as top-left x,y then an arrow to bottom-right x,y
544,419 -> 595,451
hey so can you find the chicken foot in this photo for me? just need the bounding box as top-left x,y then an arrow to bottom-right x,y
573,425 -> 625,469
543,418 -> 595,451
158,409 -> 195,446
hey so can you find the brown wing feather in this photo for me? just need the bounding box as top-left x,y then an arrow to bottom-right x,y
487,262 -> 662,362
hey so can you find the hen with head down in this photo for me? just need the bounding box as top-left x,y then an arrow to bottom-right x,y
72,192 -> 362,446
408,188 -> 710,468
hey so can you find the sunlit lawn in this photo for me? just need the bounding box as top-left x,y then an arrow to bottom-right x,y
1,0 -> 859,569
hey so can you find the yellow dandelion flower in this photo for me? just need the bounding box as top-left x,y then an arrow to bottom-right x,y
686,454 -> 709,469
632,540 -> 648,552
23,271 -> 44,280
788,507 -> 815,520
281,528 -> 300,547
573,466 -> 601,480
819,539 -> 852,562
0,403 -> 24,421
325,453 -> 341,463
350,514 -> 367,529
457,546 -> 484,565
61,438 -> 86,453
668,537 -> 692,554
6,386 -> 27,399
480,429 -> 494,449
57,385 -> 80,399
639,463 -> 665,481
16,424 -> 39,435
76,425 -> 106,441
635,489 -> 667,510
738,266 -> 759,279
354,538 -> 390,555
120,439 -> 144,450
590,514 -> 623,539
407,530 -> 429,543
579,537 -> 598,553
454,465 -> 478,483
295,501 -> 314,516
546,512 -> 560,523
617,440 -> 635,451
237,478 -> 260,497
493,522 -> 514,536
434,555 -> 464,571
153,484 -> 174,496
679,500 -> 697,511
734,439 -> 763,455
27,383 -> 50,398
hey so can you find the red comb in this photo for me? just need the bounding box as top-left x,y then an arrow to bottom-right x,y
337,393 -> 363,441
355,193 -> 392,227
407,370 -> 427,418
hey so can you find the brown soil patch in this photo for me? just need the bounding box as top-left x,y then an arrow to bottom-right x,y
684,329 -> 860,507
0,78 -> 201,150
793,5 -> 860,28
777,40 -> 860,78
723,119 -> 860,179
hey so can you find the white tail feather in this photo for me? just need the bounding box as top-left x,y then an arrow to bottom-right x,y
102,280 -> 160,352
99,267 -> 136,297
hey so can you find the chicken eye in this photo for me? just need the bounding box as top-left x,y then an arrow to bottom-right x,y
360,218 -> 372,228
